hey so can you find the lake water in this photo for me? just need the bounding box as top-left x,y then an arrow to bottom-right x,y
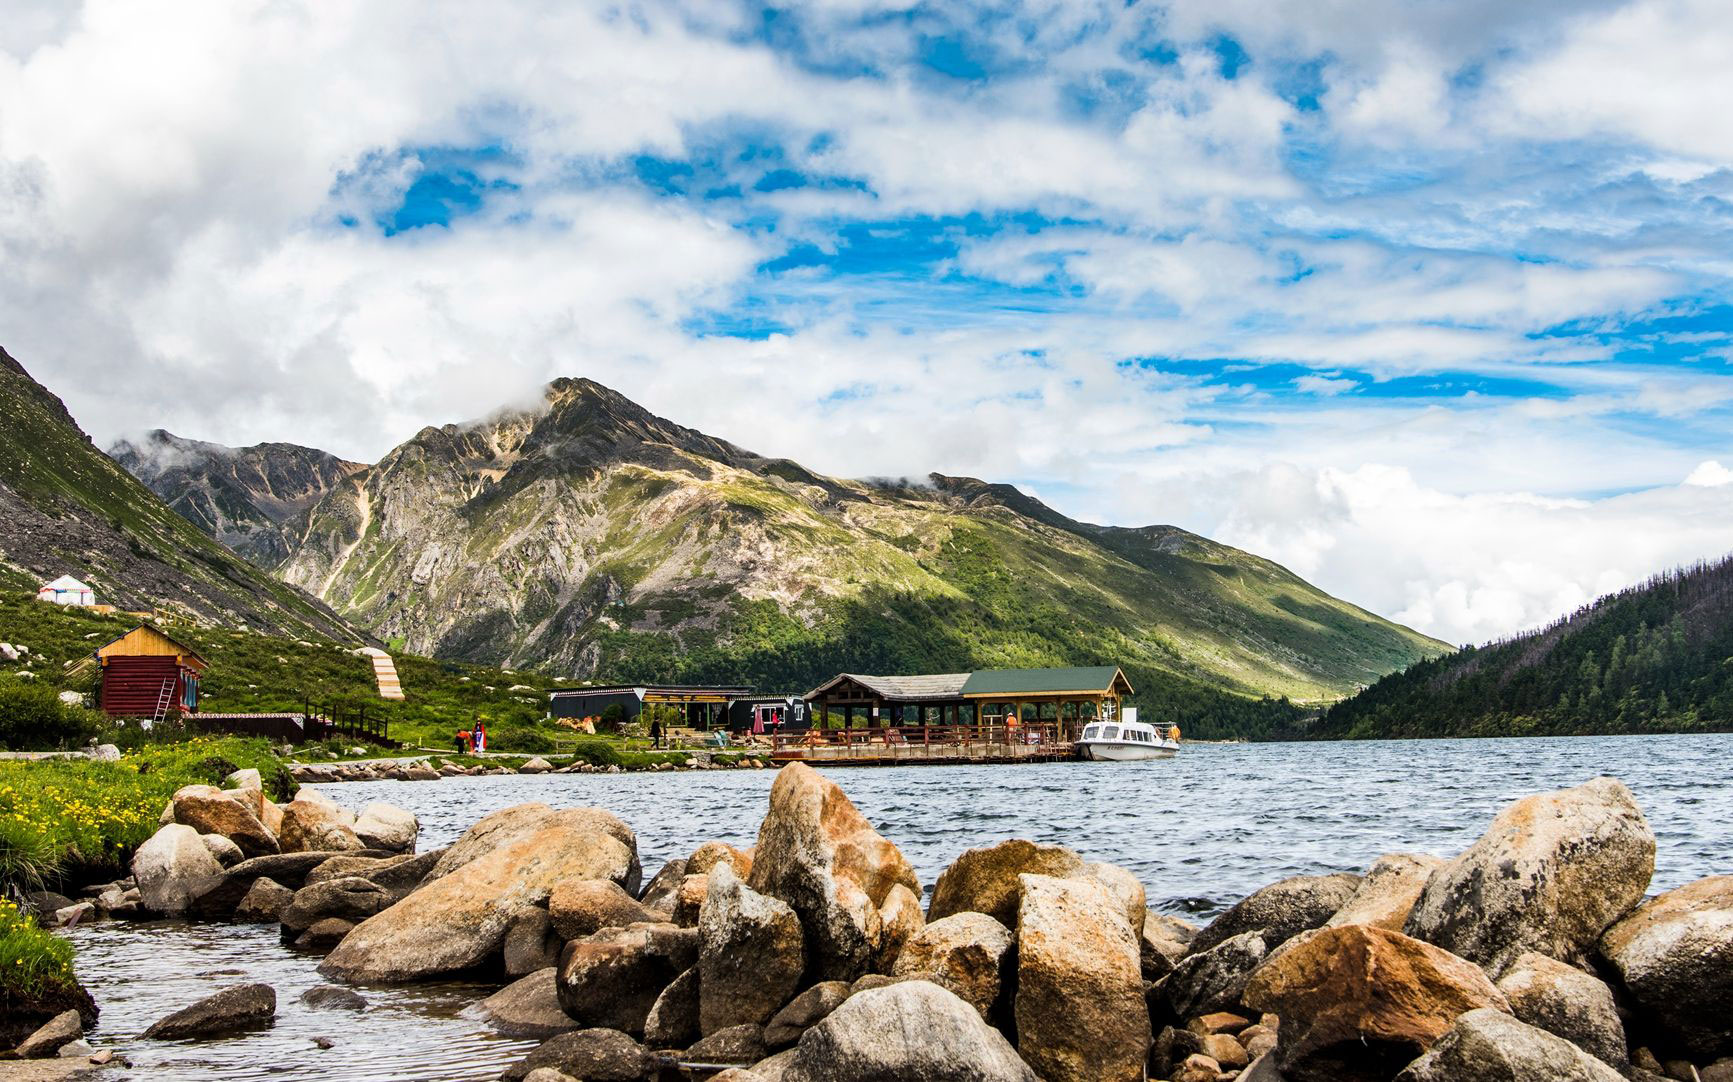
64,734 -> 1733,1080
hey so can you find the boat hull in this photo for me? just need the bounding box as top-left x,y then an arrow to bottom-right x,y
1077,740 -> 1178,762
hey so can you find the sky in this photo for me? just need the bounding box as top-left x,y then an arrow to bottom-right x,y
3,0 -> 1733,647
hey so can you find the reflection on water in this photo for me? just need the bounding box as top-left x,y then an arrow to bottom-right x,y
66,733 -> 1733,1080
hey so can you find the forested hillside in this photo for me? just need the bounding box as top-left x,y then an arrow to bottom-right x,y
1317,555 -> 1733,738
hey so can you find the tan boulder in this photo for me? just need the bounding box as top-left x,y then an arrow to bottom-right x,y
892,911 -> 1013,1022
1080,861 -> 1147,938
466,968 -> 578,1039
672,874 -> 708,927
926,838 -> 1084,927
699,863 -> 805,1035
131,823 -> 225,916
318,823 -> 635,983
223,785 -> 266,821
1014,873 -> 1147,1082
353,803 -> 418,853
1495,950 -> 1627,1068
173,784 -> 279,858
689,840 -> 753,879
278,790 -> 363,854
1190,872 -> 1363,957
1395,1007 -> 1626,1082
1598,874 -> 1733,1060
428,803 -> 638,889
747,762 -> 922,981
549,879 -> 663,941
1326,853 -> 1444,931
1243,923 -> 1510,1082
259,800 -> 284,836
1405,777 -> 1654,977
555,922 -> 699,1036
1141,910 -> 1199,979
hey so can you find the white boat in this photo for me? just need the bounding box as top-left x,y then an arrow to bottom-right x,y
1076,708 -> 1179,761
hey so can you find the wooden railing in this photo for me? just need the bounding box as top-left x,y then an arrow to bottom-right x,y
302,700 -> 395,747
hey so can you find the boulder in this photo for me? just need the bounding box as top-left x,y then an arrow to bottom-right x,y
278,791 -> 363,854
1394,1007 -> 1626,1082
690,840 -> 754,879
892,911 -> 1013,1022
640,858 -> 688,911
189,851 -> 361,918
549,879 -> 662,941
1082,861 -> 1148,938
280,877 -> 393,935
1015,873 -> 1147,1082
141,983 -> 277,1040
296,917 -> 355,948
747,762 -> 923,981
1242,923 -> 1510,1082
644,966 -> 701,1049
1203,1031 -> 1251,1069
319,823 -> 637,983
1162,930 -> 1268,1020
233,877 -> 294,923
200,833 -> 245,867
501,1028 -> 649,1082
1405,777 -> 1655,976
172,783 -> 281,859
90,743 -> 120,762
1151,1026 -> 1209,1080
926,838 -> 1085,927
687,1024 -> 767,1065
700,863 -> 805,1034
304,850 -> 437,894
224,768 -> 262,791
504,907 -> 562,977
519,757 -> 554,774
1495,951 -> 1627,1068
132,823 -> 225,916
1326,853 -> 1445,931
467,968 -> 578,1039
1598,874 -> 1733,1060
782,980 -> 1037,1082
1172,1053 -> 1222,1082
300,985 -> 366,1011
1142,911 -> 1199,980
672,875 -> 708,927
764,981 -> 851,1050
428,803 -> 639,894
15,1010 -> 81,1059
556,922 -> 699,1036
353,803 -> 418,853
1189,873 -> 1363,957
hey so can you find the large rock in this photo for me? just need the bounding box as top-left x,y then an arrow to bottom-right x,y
556,922 -> 699,1036
466,968 -> 578,1039
1242,923 -> 1510,1082
782,980 -> 1037,1082
280,876 -> 394,935
278,790 -> 363,854
429,803 -> 639,893
188,851 -> 359,918
892,911 -> 1013,1022
640,858 -> 688,911
173,784 -> 280,858
304,850 -> 440,895
926,839 -> 1084,927
505,908 -> 562,977
1326,854 -> 1444,931
501,1028 -> 649,1082
233,877 -> 294,923
141,983 -> 277,1040
689,840 -> 753,879
1162,930 -> 1268,1020
224,768 -> 262,791
1014,873 -> 1147,1082
201,833 -> 245,867
1082,862 -> 1148,938
549,879 -> 663,941
132,823 -> 225,916
686,1023 -> 767,1065
1142,912 -> 1199,980
700,863 -> 805,1035
1495,951 -> 1626,1068
14,1010 -> 81,1059
1405,777 -> 1655,976
748,762 -> 923,981
353,803 -> 418,853
319,823 -> 636,983
1598,874 -> 1733,1060
644,966 -> 701,1049
1189,873 -> 1363,957
1395,1007 -> 1626,1082
764,981 -> 851,1050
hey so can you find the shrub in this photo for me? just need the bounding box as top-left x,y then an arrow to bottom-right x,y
0,683 -> 102,751
489,724 -> 555,754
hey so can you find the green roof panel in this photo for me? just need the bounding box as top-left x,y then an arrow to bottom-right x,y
960,665 -> 1129,696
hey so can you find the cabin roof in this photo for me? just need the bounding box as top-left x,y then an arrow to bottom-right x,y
960,665 -> 1133,697
94,624 -> 208,670
804,672 -> 972,702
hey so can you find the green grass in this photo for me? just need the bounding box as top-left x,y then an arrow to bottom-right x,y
0,896 -> 78,1017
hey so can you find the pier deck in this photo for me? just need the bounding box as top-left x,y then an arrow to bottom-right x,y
770,723 -> 1074,767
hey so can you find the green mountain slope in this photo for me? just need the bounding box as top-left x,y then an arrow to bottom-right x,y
0,346 -> 358,641
1316,554 -> 1733,738
247,377 -> 1443,732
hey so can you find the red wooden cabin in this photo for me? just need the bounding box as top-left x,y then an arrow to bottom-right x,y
95,624 -> 206,720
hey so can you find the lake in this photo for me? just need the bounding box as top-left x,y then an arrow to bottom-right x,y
63,734 -> 1733,1080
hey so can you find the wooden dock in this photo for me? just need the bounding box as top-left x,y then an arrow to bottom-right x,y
770,722 -> 1074,767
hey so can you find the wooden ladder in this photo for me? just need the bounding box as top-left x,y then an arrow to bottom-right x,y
151,678 -> 177,724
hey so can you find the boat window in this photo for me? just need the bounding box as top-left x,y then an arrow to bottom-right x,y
1103,726 -> 1120,740
1083,725 -> 1099,740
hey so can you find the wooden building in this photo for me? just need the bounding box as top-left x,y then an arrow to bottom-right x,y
547,683 -> 754,730
94,624 -> 206,720
804,665 -> 1134,741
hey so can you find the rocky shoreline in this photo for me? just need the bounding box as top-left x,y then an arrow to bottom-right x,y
286,752 -> 771,784
10,765 -> 1732,1082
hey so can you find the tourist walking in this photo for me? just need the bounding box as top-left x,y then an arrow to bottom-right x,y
649,717 -> 663,748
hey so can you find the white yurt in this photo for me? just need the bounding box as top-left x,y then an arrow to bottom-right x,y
37,575 -> 95,607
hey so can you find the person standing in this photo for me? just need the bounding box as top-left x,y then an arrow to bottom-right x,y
473,720 -> 486,754
649,716 -> 663,748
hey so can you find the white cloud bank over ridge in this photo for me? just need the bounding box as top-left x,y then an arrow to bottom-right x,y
2,0 -> 1732,648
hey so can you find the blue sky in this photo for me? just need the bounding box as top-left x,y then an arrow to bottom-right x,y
3,0 -> 1732,643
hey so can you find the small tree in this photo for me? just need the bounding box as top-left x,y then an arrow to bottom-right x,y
598,703 -> 627,733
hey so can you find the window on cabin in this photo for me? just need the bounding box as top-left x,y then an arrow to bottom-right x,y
1103,726 -> 1120,740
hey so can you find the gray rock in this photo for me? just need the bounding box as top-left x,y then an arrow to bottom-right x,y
1495,951 -> 1627,1068
639,857 -> 688,912
1394,1007 -> 1626,1081
1188,874 -> 1362,957
782,980 -> 1037,1082
199,833 -> 245,867
353,802 -> 418,853
501,1028 -> 648,1082
132,823 -> 225,916
1406,777 -> 1655,977
1599,874 -> 1733,1060
300,985 -> 367,1011
141,983 -> 277,1041
555,922 -> 699,1037
1162,930 -> 1268,1020
764,981 -> 850,1050
699,863 -> 805,1035
233,877 -> 294,923
504,907 -> 561,978
645,966 -> 701,1049
280,877 -> 392,935
15,1009 -> 82,1058
926,838 -> 1085,927
467,969 -> 575,1039
294,917 -> 354,949
892,911 -> 1012,1022
687,1023 -> 766,1065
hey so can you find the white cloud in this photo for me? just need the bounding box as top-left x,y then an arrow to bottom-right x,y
1684,460 -> 1733,487
1294,375 -> 1357,395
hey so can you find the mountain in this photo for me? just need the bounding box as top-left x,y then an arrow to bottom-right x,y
0,346 -> 359,641
1316,555 -> 1733,739
218,376 -> 1445,730
109,429 -> 365,565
